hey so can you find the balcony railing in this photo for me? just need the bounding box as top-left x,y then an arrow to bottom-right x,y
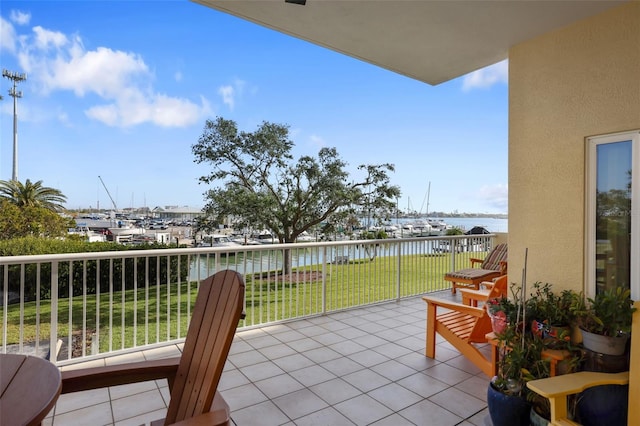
0,234 -> 496,365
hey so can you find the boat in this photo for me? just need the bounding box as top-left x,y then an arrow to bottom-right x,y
197,234 -> 243,248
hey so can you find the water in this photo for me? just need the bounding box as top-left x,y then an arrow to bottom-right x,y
393,217 -> 508,233
440,217 -> 508,233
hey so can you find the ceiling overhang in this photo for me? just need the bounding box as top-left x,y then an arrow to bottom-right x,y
191,0 -> 626,85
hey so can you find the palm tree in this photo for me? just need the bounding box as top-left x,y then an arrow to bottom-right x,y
0,179 -> 67,212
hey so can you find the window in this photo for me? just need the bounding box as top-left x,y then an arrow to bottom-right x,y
586,130 -> 640,300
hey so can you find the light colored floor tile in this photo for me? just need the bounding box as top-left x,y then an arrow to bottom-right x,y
333,394 -> 394,426
109,380 -> 158,400
398,399 -> 463,426
240,360 -> 286,382
271,353 -> 316,372
347,349 -> 389,368
54,388 -> 110,415
396,372 -> 450,398
111,389 -> 167,422
254,373 -> 306,399
424,362 -> 473,386
368,382 -> 423,412
52,401 -> 113,426
218,368 -> 251,391
369,413 -> 417,425
113,408 -> 166,426
319,357 -> 365,376
309,378 -> 362,405
370,359 -> 417,381
272,388 -> 329,420
231,400 -> 290,426
294,406 -> 356,426
258,342 -> 298,359
328,340 -> 367,356
342,369 -> 391,393
428,387 -> 486,419
245,334 -> 282,349
302,347 -> 342,364
220,383 -> 268,411
228,348 -> 268,368
142,344 -> 182,360
289,364 -> 337,387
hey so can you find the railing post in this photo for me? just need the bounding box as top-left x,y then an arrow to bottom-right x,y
50,261 -> 58,365
322,246 -> 327,314
396,242 -> 402,302
449,236 -> 457,273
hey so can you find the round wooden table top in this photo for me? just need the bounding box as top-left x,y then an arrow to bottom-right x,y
0,353 -> 62,426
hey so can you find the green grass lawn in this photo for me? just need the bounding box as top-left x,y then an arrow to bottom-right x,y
1,251 -> 474,354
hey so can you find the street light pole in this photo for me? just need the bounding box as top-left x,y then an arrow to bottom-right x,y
3,69 -> 27,182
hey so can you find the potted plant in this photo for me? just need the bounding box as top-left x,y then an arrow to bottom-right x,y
487,284 -> 551,426
526,282 -> 576,347
568,287 -> 634,426
571,287 -> 636,356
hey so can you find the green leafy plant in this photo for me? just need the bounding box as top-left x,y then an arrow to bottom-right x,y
571,287 -> 636,337
526,282 -> 576,326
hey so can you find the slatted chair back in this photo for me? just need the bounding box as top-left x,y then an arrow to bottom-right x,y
480,243 -> 508,271
467,275 -> 508,342
164,270 -> 245,425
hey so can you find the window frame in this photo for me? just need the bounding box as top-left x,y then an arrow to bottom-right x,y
586,130 -> 640,300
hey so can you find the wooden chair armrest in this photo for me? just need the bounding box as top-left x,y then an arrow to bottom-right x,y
422,296 -> 485,317
61,356 -> 181,394
460,288 -> 491,306
469,258 -> 483,266
499,261 -> 508,274
527,371 -> 629,422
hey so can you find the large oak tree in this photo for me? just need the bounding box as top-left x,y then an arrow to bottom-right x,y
192,117 -> 400,269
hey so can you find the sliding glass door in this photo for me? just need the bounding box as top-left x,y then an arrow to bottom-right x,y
587,131 -> 640,300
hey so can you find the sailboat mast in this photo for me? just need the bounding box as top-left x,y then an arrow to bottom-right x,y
425,181 -> 431,217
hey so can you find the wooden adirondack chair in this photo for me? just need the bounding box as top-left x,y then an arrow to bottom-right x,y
60,270 -> 246,426
445,243 -> 508,294
423,275 -> 508,376
527,300 -> 640,426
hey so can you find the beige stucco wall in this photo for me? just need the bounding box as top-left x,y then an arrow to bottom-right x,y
508,2 -> 640,292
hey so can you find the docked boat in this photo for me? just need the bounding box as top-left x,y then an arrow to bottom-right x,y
197,234 -> 243,248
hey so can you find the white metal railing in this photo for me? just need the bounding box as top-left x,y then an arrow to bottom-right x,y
0,234 -> 497,364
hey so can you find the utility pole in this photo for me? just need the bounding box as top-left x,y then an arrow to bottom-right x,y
3,69 -> 27,182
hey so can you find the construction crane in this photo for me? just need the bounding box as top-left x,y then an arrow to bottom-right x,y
98,175 -> 118,211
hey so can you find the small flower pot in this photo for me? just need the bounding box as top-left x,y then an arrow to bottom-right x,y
489,312 -> 508,334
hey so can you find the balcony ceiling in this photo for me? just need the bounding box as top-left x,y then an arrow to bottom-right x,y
192,0 -> 626,85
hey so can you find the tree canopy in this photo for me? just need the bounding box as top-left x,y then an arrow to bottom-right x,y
0,179 -> 67,212
0,200 -> 73,239
192,117 -> 401,244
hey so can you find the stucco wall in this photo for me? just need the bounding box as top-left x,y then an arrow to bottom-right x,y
508,3 -> 640,292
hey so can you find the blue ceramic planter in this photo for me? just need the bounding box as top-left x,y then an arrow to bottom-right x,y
487,381 -> 531,426
577,384 -> 628,426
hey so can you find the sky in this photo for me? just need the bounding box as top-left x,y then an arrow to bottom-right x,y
0,1 -> 508,214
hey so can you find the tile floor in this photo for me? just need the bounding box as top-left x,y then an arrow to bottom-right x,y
45,293 -> 493,425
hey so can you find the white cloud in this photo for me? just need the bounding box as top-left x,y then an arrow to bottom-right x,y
3,21 -> 210,128
477,183 -> 508,212
0,17 -> 17,52
10,10 -> 30,26
218,78 -> 247,111
218,85 -> 235,110
462,60 -> 508,91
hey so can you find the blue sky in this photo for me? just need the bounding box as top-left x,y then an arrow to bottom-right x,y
0,1 -> 508,214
